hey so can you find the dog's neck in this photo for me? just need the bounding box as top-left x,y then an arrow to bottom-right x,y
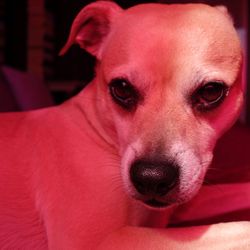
62,80 -> 118,150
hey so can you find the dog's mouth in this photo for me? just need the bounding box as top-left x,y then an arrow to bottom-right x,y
144,199 -> 170,208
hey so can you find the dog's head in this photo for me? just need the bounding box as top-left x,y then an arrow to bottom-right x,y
61,2 -> 243,209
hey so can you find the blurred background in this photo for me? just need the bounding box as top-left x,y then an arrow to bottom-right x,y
0,0 -> 249,123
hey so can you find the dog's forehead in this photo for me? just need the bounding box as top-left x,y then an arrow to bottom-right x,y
118,3 -> 234,36
102,3 -> 241,81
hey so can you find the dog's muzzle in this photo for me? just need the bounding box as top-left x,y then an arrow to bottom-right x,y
130,159 -> 179,208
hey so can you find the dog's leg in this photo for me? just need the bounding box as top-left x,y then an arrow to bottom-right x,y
97,221 -> 250,250
97,181 -> 250,249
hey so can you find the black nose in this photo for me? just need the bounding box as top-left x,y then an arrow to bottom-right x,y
130,160 -> 179,197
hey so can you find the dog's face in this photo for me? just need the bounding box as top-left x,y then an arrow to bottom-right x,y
61,2 -> 243,209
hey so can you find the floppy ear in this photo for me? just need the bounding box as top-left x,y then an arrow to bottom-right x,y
215,5 -> 233,24
60,1 -> 122,59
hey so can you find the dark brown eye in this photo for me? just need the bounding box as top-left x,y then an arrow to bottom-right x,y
109,78 -> 139,110
192,81 -> 228,111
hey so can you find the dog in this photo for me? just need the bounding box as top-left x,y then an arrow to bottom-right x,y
0,1 -> 249,249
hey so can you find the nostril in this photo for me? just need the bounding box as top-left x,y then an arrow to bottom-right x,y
130,159 -> 179,197
156,173 -> 177,196
157,181 -> 170,196
133,180 -> 147,195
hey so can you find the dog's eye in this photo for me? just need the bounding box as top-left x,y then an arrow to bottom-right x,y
109,78 -> 139,110
192,81 -> 228,111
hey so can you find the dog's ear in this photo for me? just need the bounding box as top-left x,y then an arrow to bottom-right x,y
60,1 -> 122,59
215,5 -> 233,24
